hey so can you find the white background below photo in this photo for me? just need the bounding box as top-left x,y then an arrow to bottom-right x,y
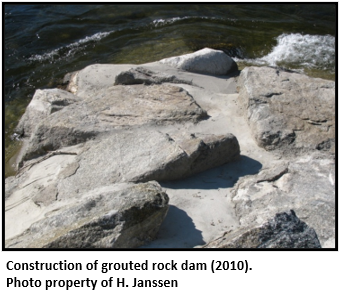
1,251 -> 340,293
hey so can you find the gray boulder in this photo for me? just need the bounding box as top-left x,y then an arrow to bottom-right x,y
202,210 -> 321,248
237,66 -> 335,154
15,88 -> 82,136
15,84 -> 207,163
65,63 -> 134,98
47,130 -> 240,198
230,152 -> 335,248
5,181 -> 169,248
159,48 -> 237,75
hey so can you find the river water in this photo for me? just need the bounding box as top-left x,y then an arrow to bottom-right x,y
4,4 -> 336,177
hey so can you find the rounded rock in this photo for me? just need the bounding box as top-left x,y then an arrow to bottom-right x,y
159,48 -> 237,75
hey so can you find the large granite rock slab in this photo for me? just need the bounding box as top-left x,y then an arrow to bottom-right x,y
230,152 -> 335,248
237,66 -> 335,154
13,129 -> 240,202
65,63 -> 134,98
15,83 -> 207,163
15,89 -> 82,135
159,48 -> 237,75
56,130 -> 240,198
5,181 -> 169,248
202,210 -> 321,248
5,128 -> 240,245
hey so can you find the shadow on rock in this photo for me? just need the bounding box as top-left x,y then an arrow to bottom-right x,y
140,205 -> 204,248
160,155 -> 262,190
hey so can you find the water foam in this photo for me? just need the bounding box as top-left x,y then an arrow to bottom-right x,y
152,16 -> 220,27
29,31 -> 114,62
242,33 -> 335,71
152,17 -> 188,26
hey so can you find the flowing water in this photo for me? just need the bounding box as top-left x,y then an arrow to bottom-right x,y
3,4 -> 336,177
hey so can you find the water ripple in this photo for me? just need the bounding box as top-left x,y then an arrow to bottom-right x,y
28,30 -> 115,62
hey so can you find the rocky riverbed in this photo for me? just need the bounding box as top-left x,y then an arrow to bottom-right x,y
5,48 -> 335,249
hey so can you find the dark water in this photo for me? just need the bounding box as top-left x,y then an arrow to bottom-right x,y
4,4 -> 336,177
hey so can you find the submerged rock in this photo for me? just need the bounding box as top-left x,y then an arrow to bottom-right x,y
202,210 -> 321,248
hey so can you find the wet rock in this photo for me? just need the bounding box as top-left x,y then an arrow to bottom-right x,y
202,210 -> 321,248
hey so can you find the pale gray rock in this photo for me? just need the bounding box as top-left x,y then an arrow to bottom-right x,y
159,48 -> 237,75
16,84 -> 207,163
5,129 -> 240,245
5,176 -> 20,200
114,67 -> 198,86
66,62 -> 237,97
5,181 -> 169,248
202,210 -> 321,248
237,66 -> 335,154
15,88 -> 82,136
56,130 -> 240,198
65,63 -> 134,98
230,152 -> 335,248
